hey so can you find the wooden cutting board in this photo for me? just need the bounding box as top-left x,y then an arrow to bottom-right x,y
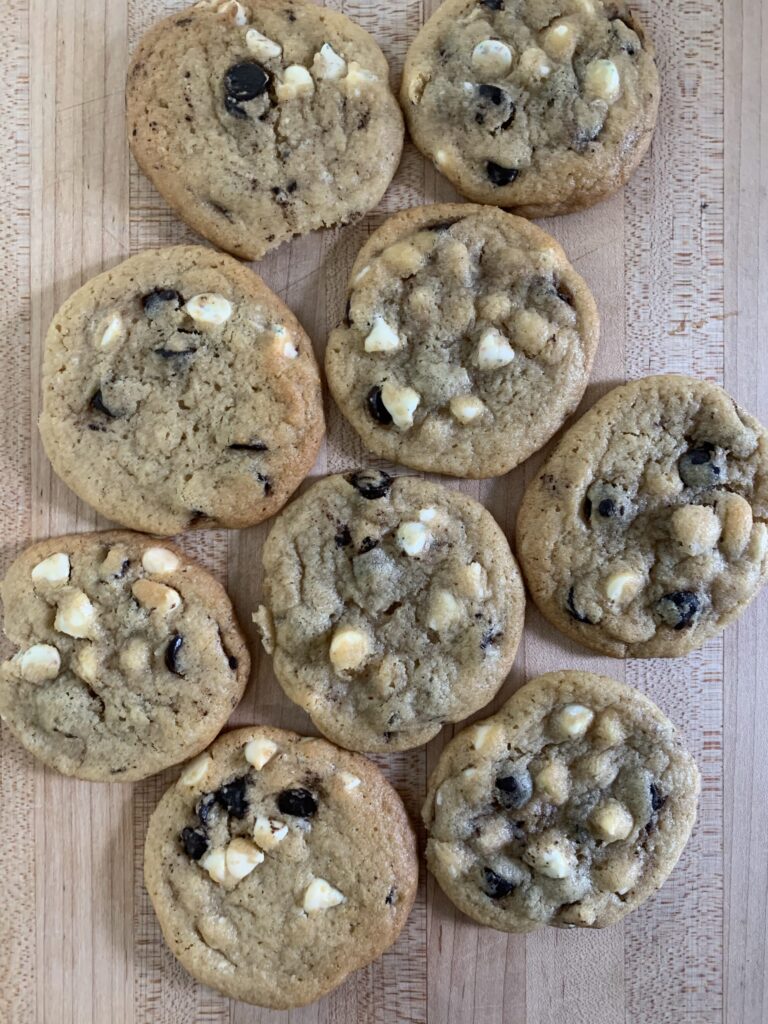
1,0 -> 765,1021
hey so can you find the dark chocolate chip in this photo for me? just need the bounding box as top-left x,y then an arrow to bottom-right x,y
358,536 -> 379,554
335,524 -> 352,548
585,482 -> 631,524
225,62 -> 269,112
478,84 -> 505,106
257,472 -> 272,495
155,347 -> 197,358
357,110 -> 371,131
566,586 -> 594,625
430,219 -> 458,232
486,161 -> 518,187
555,282 -> 575,306
385,888 -> 396,905
165,634 -> 184,675
598,498 -> 617,517
650,782 -> 667,813
481,0 -> 504,8
656,591 -> 700,630
583,495 -> 592,519
346,469 -> 393,500
215,776 -> 249,818
277,788 -> 317,817
142,288 -> 183,316
196,793 -> 217,826
228,441 -> 269,452
678,442 -> 725,488
367,385 -> 393,425
481,627 -> 502,650
89,389 -> 116,419
482,867 -> 515,899
495,771 -> 533,810
180,827 -> 208,860
228,655 -> 238,670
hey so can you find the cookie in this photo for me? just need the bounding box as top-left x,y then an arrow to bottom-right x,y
325,204 -> 599,477
516,375 -> 768,657
145,726 -> 418,1008
424,670 -> 699,931
401,0 -> 659,216
127,0 -> 404,261
255,471 -> 525,752
39,246 -> 324,535
0,532 -> 249,782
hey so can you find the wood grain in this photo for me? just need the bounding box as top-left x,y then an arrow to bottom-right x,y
0,0 -> 765,1020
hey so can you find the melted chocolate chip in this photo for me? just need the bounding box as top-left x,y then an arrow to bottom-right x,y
228,441 -> 268,452
165,634 -> 184,675
483,867 -> 515,899
566,587 -> 594,624
480,627 -> 502,650
486,161 -> 518,187
142,288 -> 183,316
215,776 -> 249,818
346,469 -> 393,500
180,827 -> 208,860
358,536 -> 379,554
678,442 -> 725,488
277,788 -> 317,817
89,389 -> 116,419
495,771 -> 533,810
657,591 -> 700,630
367,385 -> 393,425
335,524 -> 352,548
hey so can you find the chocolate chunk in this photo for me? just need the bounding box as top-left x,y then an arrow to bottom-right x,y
495,771 -> 533,810
225,62 -> 269,113
215,776 -> 249,818
482,867 -> 515,899
229,441 -> 268,452
277,787 -> 318,817
678,442 -> 725,488
358,536 -> 379,554
165,634 -> 184,675
180,826 -> 208,860
196,793 -> 217,826
89,389 -> 116,419
142,288 -> 183,316
335,524 -> 352,548
656,590 -> 701,630
481,627 -> 502,650
367,385 -> 393,425
486,161 -> 518,187
566,586 -> 594,624
345,469 -> 393,500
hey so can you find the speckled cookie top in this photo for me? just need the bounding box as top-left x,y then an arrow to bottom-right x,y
127,1 -> 403,260
517,375 -> 768,657
255,472 -> 525,751
401,0 -> 659,215
423,671 -> 699,931
145,726 -> 418,1009
39,246 -> 324,535
0,532 -> 249,782
325,204 -> 599,477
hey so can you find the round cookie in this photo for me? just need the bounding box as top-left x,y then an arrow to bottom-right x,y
145,726 -> 418,1008
255,471 -> 525,752
127,0 -> 404,261
0,532 -> 249,782
39,246 -> 324,535
516,375 -> 768,658
423,670 -> 700,931
325,204 -> 599,477
401,0 -> 659,216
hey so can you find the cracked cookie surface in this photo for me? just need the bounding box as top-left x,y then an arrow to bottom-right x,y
0,531 -> 249,781
326,204 -> 599,477
255,471 -> 525,752
517,375 -> 768,657
39,246 -> 324,534
127,1 -> 403,260
401,0 -> 659,216
423,670 -> 699,931
145,726 -> 418,1008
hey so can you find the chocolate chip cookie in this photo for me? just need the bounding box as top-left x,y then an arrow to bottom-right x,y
145,726 -> 418,1008
424,670 -> 699,931
255,471 -> 525,752
325,204 -> 599,477
0,532 -> 249,781
401,0 -> 659,216
517,375 -> 768,657
39,246 -> 324,535
127,0 -> 404,261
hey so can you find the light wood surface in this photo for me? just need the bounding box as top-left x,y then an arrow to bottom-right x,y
0,0 -> 765,1021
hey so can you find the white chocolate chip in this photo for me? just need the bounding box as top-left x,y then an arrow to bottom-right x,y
580,750 -> 619,788
119,637 -> 150,675
184,293 -> 233,326
419,507 -> 437,523
303,877 -> 346,913
100,314 -> 124,350
604,569 -> 644,606
16,644 -> 61,684
100,546 -> 128,578
253,815 -> 288,849
432,840 -> 472,879
180,753 -> 211,787
594,851 -> 642,895
525,836 -> 576,879
471,722 -> 504,754
277,65 -> 315,101
31,552 -> 70,587
518,47 -> 552,80
475,328 -> 515,369
427,590 -> 461,632
670,504 -> 722,556
244,736 -> 278,770
381,380 -> 420,429
338,771 -> 361,792
590,799 -> 634,843
329,625 -> 371,671
407,70 -> 430,104
535,761 -> 570,805
450,394 -> 486,424
74,643 -> 99,685
552,703 -> 594,738
352,265 -> 371,287
718,493 -> 753,559
471,39 -> 513,78
245,27 -> 282,60
364,317 -> 401,353
226,838 -> 264,880
593,709 -> 625,748
457,561 -> 487,600
513,308 -> 554,357
54,589 -> 96,638
131,579 -> 182,615
200,847 -> 229,884
343,62 -> 377,97
141,547 -> 180,575
312,43 -> 347,81
396,521 -> 429,556
583,59 -> 621,103
217,0 -> 249,25
542,20 -> 578,60
253,605 -> 275,654
435,149 -> 450,168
